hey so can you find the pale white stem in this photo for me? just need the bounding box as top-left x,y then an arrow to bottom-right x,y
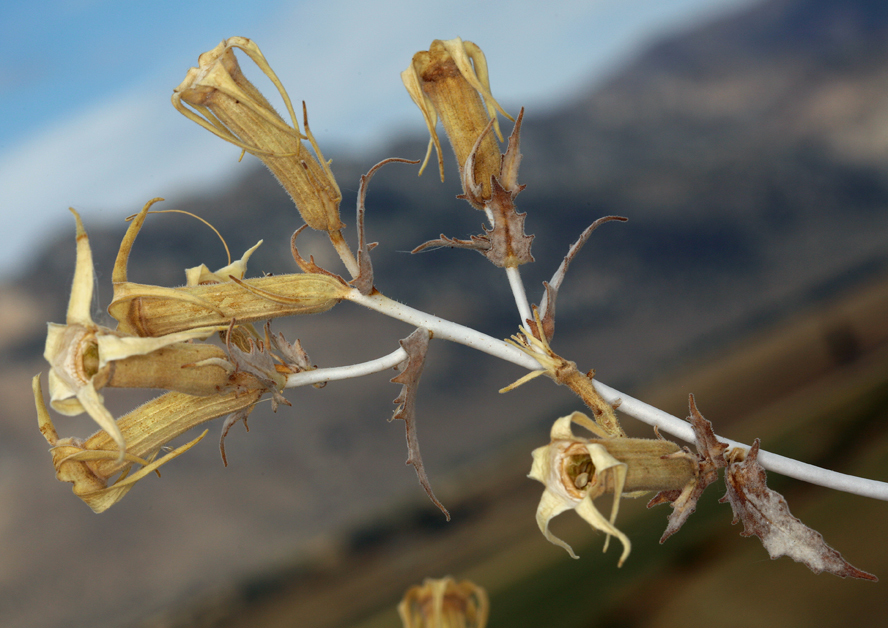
593,380 -> 888,501
505,265 -> 534,326
347,290 -> 541,368
344,288 -> 888,502
285,347 -> 407,388
482,205 -> 534,325
328,231 -> 360,278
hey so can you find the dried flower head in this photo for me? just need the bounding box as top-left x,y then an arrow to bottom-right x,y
173,37 -> 343,233
42,209 -> 221,458
108,199 -> 349,337
402,38 -> 512,202
398,577 -> 488,628
529,412 -> 697,566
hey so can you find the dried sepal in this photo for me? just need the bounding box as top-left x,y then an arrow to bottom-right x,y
503,307 -> 625,437
398,576 -> 489,628
722,440 -> 877,580
219,406 -> 254,467
391,328 -> 449,520
538,215 -> 627,341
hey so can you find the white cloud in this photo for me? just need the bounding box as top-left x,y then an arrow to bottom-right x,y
0,0 -> 755,278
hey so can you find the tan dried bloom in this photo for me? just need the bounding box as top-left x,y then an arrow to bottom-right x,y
529,412 -> 697,566
42,209 -> 221,458
398,577 -> 489,628
173,37 -> 343,233
402,38 -> 512,201
109,199 -> 349,337
34,375 -> 264,513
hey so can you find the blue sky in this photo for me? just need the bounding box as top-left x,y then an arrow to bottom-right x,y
0,0 -> 756,279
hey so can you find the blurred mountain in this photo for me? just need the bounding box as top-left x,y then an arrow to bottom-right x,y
11,0 -> 888,387
4,1 -> 888,627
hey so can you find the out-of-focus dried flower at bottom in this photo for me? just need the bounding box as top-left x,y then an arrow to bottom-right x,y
399,577 -> 488,628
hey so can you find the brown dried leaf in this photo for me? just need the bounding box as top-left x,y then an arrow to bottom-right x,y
650,394 -> 727,542
480,178 -> 535,268
219,406 -> 254,467
538,216 -> 627,341
391,328 -> 450,520
412,233 -> 490,255
722,440 -> 877,581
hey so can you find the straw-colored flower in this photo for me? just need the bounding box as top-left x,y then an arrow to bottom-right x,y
529,412 -> 632,565
42,209 -> 220,458
173,37 -> 343,234
398,577 -> 488,628
529,412 -> 698,566
108,199 -> 349,338
402,38 -> 512,202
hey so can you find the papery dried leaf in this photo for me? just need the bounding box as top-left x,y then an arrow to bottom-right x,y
219,406 -> 254,467
351,158 -> 419,294
650,395 -> 727,542
538,216 -> 627,341
480,178 -> 534,268
288,226 -> 347,279
390,328 -> 449,520
266,322 -> 313,372
722,440 -> 877,581
412,233 -> 490,255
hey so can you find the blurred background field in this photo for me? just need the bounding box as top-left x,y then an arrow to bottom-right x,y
2,0 -> 887,626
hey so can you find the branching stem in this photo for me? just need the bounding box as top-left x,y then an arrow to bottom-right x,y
345,288 -> 888,502
505,265 -> 533,326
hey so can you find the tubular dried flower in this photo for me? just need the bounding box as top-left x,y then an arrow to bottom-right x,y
529,412 -> 697,566
173,37 -> 343,233
109,199 -> 349,337
42,209 -> 221,457
34,375 -> 264,512
402,38 -> 512,202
